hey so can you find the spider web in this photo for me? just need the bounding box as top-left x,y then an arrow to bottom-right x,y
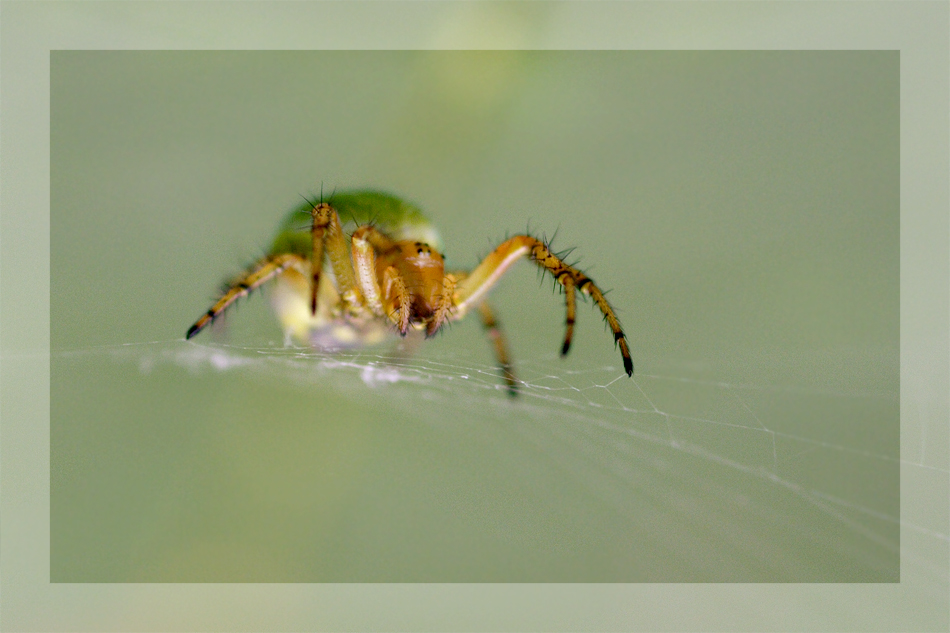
50,334 -> 945,585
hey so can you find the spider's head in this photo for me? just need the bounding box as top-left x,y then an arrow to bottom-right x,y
373,240 -> 448,340
396,241 -> 446,322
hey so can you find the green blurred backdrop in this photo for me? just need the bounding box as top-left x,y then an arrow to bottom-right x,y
51,51 -> 899,583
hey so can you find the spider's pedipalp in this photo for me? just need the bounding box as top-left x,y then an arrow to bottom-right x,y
425,274 -> 457,338
383,265 -> 411,336
351,226 -> 386,317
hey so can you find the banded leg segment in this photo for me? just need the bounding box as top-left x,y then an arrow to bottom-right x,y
478,302 -> 518,396
561,276 -> 576,356
455,235 -> 633,376
186,253 -> 304,339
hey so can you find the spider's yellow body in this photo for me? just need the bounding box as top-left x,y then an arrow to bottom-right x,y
186,190 -> 633,394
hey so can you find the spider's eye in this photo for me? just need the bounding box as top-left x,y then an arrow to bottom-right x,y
411,241 -> 437,258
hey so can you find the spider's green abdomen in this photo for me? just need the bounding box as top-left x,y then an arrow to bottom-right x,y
269,190 -> 442,257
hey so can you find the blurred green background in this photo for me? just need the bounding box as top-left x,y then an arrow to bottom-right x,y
50,50 -> 900,583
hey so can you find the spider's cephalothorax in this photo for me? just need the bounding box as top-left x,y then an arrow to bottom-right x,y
186,190 -> 633,394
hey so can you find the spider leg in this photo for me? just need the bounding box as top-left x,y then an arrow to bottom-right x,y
309,202 -> 360,315
455,235 -> 633,376
477,301 -> 518,396
185,253 -> 304,339
351,225 -> 398,317
560,275 -> 577,356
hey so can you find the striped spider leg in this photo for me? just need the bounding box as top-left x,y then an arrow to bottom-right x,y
185,253 -> 306,340
450,235 -> 634,378
186,201 -> 372,344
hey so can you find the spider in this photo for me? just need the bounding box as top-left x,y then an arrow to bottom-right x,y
185,190 -> 633,394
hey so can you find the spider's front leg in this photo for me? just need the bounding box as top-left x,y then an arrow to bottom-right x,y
454,235 -> 634,377
309,202 -> 361,315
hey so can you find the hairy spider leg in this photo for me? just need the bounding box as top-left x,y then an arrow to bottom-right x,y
309,202 -> 361,315
454,235 -> 634,377
478,301 -> 518,396
185,253 -> 305,339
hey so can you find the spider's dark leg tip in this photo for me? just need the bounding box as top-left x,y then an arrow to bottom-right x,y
185,325 -> 200,340
624,357 -> 634,377
560,340 -> 572,356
